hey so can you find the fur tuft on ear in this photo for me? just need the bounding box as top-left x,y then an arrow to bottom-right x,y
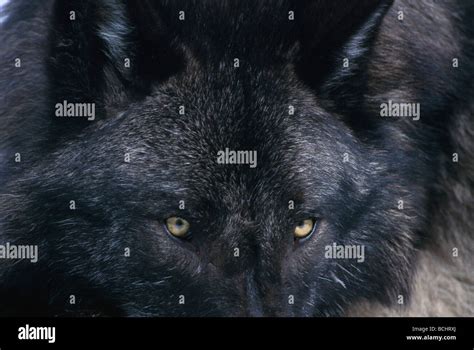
324,2 -> 393,87
98,0 -> 133,63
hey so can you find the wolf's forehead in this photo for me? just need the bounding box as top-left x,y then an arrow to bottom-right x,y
161,66 -> 294,122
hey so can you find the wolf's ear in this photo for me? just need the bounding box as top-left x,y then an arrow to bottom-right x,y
295,0 -> 393,108
48,0 -> 183,110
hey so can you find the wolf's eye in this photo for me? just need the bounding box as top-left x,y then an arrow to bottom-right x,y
165,217 -> 190,238
294,219 -> 315,240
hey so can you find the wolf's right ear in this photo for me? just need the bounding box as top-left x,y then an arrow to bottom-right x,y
48,0 -> 183,109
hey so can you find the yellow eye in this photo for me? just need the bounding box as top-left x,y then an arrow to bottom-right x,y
165,217 -> 190,238
294,219 -> 315,239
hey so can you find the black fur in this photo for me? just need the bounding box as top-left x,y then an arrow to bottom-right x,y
0,0 -> 472,316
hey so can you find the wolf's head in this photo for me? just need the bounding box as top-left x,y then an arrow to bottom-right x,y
1,0 -> 464,316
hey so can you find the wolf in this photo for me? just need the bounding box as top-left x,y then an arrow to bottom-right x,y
0,0 -> 473,316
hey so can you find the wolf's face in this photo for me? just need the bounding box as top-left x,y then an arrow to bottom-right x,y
3,0 -> 463,317
26,56 -> 427,317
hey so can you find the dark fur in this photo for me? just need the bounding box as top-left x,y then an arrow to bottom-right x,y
0,0 -> 472,316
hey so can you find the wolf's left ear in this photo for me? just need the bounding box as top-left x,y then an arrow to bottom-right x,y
295,0 -> 394,106
48,0 -> 182,111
